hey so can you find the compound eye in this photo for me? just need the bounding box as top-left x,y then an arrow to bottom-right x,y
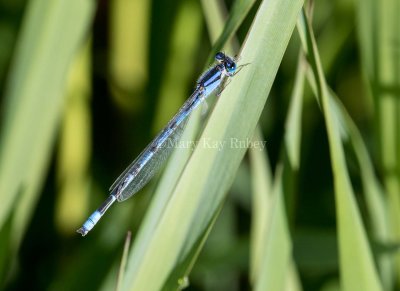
215,52 -> 225,62
226,61 -> 236,73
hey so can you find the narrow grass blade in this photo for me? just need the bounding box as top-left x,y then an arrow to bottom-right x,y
200,0 -> 227,42
202,0 -> 257,57
302,15 -> 391,290
249,128 -> 273,283
116,231 -> 132,291
307,65 -> 390,287
280,51 -> 306,219
153,0 -> 203,131
357,0 -> 400,286
254,165 -> 292,291
305,60 -> 391,288
250,51 -> 305,290
249,130 -> 302,291
332,91 -> 391,288
297,9 -> 383,291
284,52 -> 306,170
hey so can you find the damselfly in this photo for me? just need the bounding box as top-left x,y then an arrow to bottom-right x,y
77,52 -> 238,236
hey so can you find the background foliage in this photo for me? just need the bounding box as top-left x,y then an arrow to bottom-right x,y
0,0 -> 399,290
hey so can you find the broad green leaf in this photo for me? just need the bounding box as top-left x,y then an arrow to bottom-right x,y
116,0 -> 258,289
0,0 -> 94,276
159,1 -> 259,288
119,1 -> 263,289
121,0 -> 303,289
285,262 -> 303,291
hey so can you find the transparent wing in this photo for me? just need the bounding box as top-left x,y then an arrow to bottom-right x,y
116,119 -> 188,201
110,90 -> 203,202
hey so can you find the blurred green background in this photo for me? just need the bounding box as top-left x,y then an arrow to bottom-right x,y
0,0 -> 399,290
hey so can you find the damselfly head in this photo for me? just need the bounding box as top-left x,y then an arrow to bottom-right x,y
215,52 -> 237,76
224,59 -> 237,75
